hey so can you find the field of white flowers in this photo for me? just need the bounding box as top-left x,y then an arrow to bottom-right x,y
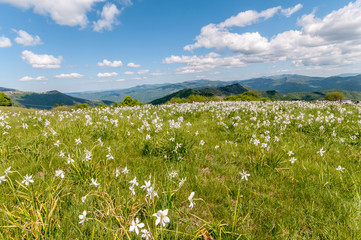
0,101 -> 360,239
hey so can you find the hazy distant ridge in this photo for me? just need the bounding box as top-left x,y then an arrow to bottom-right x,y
67,74 -> 361,103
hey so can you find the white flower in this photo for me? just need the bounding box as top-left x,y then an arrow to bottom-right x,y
59,151 -> 65,157
90,178 -> 99,187
289,157 -> 297,164
55,170 -> 64,179
146,187 -> 158,200
0,175 -> 7,184
169,171 -> 177,178
22,174 -> 34,186
188,192 -> 195,209
79,210 -> 87,224
115,168 -> 120,177
317,147 -> 326,156
179,178 -> 186,187
122,167 -> 129,174
75,138 -> 82,145
215,145 -> 219,149
141,180 -> 151,190
129,177 -> 139,186
67,155 -> 74,164
288,151 -> 294,156
153,209 -> 170,227
129,217 -> 144,235
141,229 -> 152,240
4,167 -> 13,176
200,140 -> 205,146
97,138 -> 103,146
336,166 -> 345,172
146,134 -> 151,140
81,195 -> 87,203
54,140 -> 60,147
83,150 -> 92,161
129,185 -> 136,195
239,170 -> 250,181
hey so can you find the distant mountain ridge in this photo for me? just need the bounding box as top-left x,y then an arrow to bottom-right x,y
3,90 -> 112,109
151,83 -> 361,105
67,74 -> 361,103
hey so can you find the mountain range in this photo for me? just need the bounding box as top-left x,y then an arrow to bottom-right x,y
67,74 -> 361,103
1,73 -> 361,109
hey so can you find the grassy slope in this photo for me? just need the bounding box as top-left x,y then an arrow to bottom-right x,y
0,102 -> 361,239
6,91 -> 113,109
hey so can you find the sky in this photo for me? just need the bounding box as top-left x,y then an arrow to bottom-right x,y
0,0 -> 361,93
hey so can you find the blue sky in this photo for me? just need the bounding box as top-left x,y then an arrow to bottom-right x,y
0,0 -> 360,92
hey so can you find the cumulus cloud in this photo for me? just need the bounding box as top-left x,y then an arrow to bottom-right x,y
0,0 -> 103,27
93,3 -> 121,32
127,62 -> 141,68
97,59 -> 123,67
19,76 -> 47,81
124,71 -> 134,75
0,36 -> 11,47
22,50 -> 62,69
54,73 -> 84,79
14,29 -> 42,46
137,69 -> 150,74
97,72 -> 118,77
166,1 -> 361,74
185,4 -> 302,52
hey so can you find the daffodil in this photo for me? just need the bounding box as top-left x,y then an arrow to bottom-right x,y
79,210 -> 87,224
153,209 -> 170,227
21,174 -> 34,186
129,217 -> 144,235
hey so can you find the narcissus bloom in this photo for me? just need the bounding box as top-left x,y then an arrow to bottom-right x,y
153,209 -> 170,227
129,217 -> 144,235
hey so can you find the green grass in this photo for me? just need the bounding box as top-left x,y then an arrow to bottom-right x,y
0,101 -> 361,239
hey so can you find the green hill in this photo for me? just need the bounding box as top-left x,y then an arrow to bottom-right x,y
150,83 -> 361,105
5,90 -> 113,109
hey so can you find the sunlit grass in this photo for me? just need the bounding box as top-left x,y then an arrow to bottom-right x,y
0,101 -> 360,239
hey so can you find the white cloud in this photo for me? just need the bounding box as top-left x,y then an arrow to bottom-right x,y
167,1 -> 361,73
116,78 -> 125,82
127,62 -> 141,68
219,6 -> 281,28
97,59 -> 123,67
0,36 -> 11,47
137,69 -> 150,74
0,0 -> 103,27
281,4 -> 303,18
19,76 -> 47,81
150,72 -> 166,76
14,29 -> 42,46
118,0 -> 133,6
97,72 -> 118,77
22,50 -> 62,69
124,71 -> 134,75
93,3 -> 121,32
54,73 -> 84,79
185,4 -> 303,52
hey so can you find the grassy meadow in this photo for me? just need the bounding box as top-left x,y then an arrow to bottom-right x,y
0,101 -> 361,239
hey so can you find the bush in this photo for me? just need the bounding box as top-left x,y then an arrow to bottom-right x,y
0,92 -> 13,106
325,92 -> 345,101
224,92 -> 260,101
119,96 -> 142,106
